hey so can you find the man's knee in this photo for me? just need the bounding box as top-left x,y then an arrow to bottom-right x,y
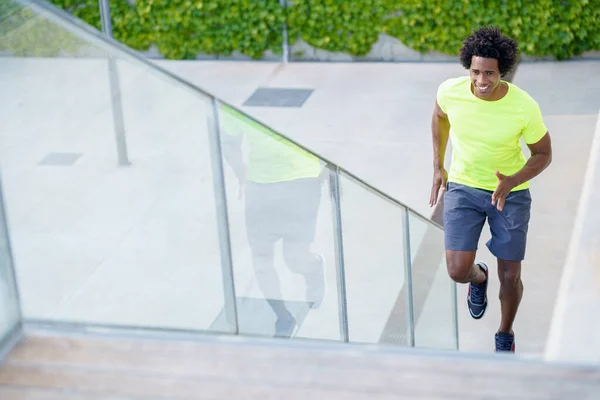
446,251 -> 476,283
447,263 -> 471,283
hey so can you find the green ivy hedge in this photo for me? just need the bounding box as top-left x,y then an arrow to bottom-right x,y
286,0 -> 387,56
287,0 -> 600,60
4,0 -> 599,60
382,0 -> 600,60
133,0 -> 284,59
40,0 -> 284,59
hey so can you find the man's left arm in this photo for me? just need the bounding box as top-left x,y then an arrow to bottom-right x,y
492,133 -> 552,211
509,133 -> 553,187
492,95 -> 553,211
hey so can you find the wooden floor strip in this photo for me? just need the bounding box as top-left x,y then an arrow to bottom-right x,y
10,335 -> 599,382
1,334 -> 599,399
0,385 -> 165,400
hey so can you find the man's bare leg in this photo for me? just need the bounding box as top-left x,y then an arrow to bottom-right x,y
446,249 -> 489,320
497,259 -> 523,333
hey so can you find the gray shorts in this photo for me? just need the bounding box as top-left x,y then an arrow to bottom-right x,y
443,182 -> 532,261
245,178 -> 321,248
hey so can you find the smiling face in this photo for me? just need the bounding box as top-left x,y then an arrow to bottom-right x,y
470,56 -> 502,99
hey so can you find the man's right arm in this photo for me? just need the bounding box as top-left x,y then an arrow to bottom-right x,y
429,100 -> 450,206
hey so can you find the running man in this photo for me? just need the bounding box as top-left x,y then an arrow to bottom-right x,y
429,27 -> 552,352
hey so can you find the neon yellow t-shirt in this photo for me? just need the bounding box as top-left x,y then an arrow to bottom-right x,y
437,76 -> 547,192
220,105 -> 321,184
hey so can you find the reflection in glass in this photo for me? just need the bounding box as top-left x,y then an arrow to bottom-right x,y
220,105 -> 338,340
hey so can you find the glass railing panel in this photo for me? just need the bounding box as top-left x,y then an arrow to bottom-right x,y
338,172 -> 410,346
0,1 -> 235,334
0,0 -> 460,349
216,104 -> 341,340
408,210 -> 458,350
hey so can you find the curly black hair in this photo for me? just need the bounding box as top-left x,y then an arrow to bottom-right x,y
459,27 -> 519,76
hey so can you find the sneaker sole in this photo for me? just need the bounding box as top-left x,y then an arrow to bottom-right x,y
466,298 -> 487,319
467,261 -> 488,320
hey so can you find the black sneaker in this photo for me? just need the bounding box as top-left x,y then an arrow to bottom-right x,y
274,314 -> 296,338
495,331 -> 515,352
467,262 -> 488,319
